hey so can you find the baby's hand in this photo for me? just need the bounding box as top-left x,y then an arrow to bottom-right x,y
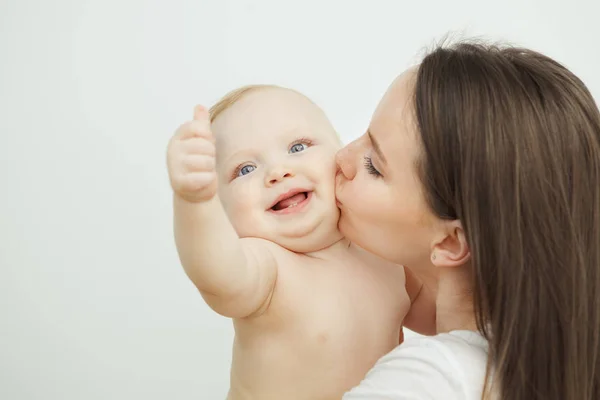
167,105 -> 217,203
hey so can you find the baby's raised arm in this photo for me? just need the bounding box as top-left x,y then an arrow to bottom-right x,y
167,106 -> 278,318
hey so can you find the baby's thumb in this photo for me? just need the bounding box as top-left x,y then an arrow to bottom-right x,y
193,105 -> 210,122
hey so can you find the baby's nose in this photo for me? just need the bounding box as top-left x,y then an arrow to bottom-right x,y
266,166 -> 294,186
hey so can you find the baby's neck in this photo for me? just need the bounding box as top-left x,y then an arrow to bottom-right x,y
303,236 -> 352,260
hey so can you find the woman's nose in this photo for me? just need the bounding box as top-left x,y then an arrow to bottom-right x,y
335,142 -> 357,180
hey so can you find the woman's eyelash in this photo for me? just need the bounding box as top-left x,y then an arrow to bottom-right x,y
363,156 -> 382,177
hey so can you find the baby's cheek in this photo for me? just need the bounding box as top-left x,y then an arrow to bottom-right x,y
222,178 -> 266,235
313,152 -> 337,178
232,193 -> 262,221
225,203 -> 252,237
232,199 -> 253,216
217,188 -> 242,219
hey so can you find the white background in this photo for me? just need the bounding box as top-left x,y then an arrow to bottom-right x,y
1,0 -> 599,399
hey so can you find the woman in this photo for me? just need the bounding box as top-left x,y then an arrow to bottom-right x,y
335,41 -> 600,399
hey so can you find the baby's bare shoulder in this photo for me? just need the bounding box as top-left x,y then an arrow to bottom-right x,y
349,245 -> 405,273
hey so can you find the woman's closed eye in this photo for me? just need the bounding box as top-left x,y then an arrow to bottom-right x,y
363,156 -> 382,177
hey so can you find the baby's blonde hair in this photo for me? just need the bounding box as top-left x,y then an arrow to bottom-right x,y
209,84 -> 285,123
208,84 -> 341,144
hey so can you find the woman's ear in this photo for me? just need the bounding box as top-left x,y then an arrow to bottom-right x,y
430,220 -> 470,268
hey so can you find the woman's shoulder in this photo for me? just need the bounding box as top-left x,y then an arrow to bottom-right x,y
406,330 -> 488,360
343,331 -> 488,400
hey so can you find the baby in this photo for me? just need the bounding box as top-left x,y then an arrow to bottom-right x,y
167,85 -> 414,399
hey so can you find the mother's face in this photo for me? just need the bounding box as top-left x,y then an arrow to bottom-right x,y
335,71 -> 438,267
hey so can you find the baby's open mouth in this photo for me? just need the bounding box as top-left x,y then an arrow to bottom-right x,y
271,192 -> 309,211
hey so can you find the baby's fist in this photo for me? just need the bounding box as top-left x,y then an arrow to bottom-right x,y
167,106 -> 217,203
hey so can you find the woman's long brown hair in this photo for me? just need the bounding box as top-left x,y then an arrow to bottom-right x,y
414,41 -> 600,399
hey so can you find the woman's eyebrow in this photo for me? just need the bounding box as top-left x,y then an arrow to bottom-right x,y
368,129 -> 387,165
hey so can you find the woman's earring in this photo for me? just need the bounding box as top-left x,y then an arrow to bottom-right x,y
432,253 -> 436,261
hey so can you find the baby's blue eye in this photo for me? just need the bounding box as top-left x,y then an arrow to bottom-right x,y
290,143 -> 307,153
237,165 -> 256,177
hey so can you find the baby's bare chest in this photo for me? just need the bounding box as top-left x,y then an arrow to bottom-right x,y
269,255 -> 408,336
230,254 -> 409,397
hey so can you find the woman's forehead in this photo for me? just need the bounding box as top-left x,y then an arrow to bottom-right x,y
371,70 -> 417,139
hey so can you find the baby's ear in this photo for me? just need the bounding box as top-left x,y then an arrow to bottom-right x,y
430,220 -> 470,268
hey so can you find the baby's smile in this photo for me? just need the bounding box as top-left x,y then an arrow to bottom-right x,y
268,190 -> 313,215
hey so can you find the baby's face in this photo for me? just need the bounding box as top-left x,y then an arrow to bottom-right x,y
212,88 -> 343,252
